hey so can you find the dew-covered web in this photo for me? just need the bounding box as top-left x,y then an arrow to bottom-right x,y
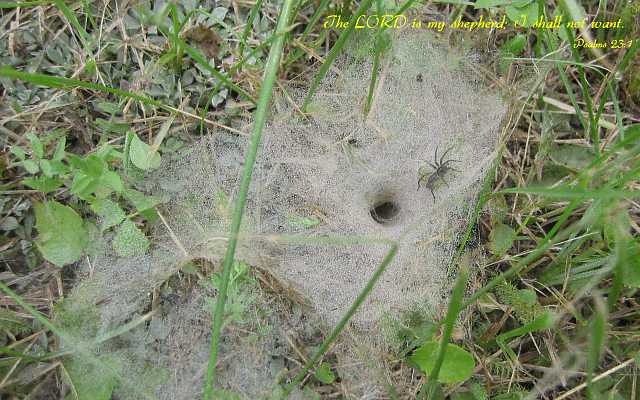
61,32 -> 507,399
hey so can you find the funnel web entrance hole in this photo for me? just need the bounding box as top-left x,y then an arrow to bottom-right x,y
370,197 -> 401,225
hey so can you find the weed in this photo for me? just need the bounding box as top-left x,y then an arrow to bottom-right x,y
1,0 -> 639,399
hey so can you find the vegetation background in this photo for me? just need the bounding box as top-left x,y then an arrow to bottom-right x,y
0,0 -> 639,399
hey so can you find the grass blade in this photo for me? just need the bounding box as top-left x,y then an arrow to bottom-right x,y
0,281 -> 156,399
454,149 -> 501,260
0,66 -> 163,106
238,0 -> 264,56
198,34 -> 278,133
424,265 -> 470,398
556,3 -> 599,153
496,311 -> 555,362
284,0 -> 330,67
586,295 -> 607,399
0,1 -> 52,7
202,0 -> 295,397
461,198 -> 581,310
499,186 -> 640,200
0,281 -> 61,339
542,30 -> 589,135
299,0 -> 422,112
301,0 -> 374,111
364,30 -> 388,115
53,0 -> 92,52
283,243 -> 399,394
0,66 -> 219,127
158,25 -> 257,104
0,346 -> 43,362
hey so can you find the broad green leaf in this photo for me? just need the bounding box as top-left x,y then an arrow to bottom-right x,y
34,201 -> 87,266
99,170 -> 124,193
95,118 -> 130,134
95,101 -> 122,114
288,214 -> 321,229
123,189 -> 161,212
66,154 -> 86,170
52,136 -> 66,161
450,392 -> 478,400
140,208 -> 159,222
22,159 -> 39,174
84,221 -> 104,257
624,242 -> 640,287
129,133 -> 161,170
410,341 -> 475,384
37,158 -> 68,177
48,160 -> 69,175
23,176 -> 64,193
90,198 -> 126,231
624,124 -> 640,138
113,219 -> 149,257
95,144 -> 121,161
39,159 -> 55,177
70,173 -> 99,199
63,355 -> 119,400
505,2 -> 538,27
559,0 -> 586,23
474,0 -> 511,8
10,145 -> 26,160
314,362 -> 336,384
26,132 -> 43,159
488,222 -> 516,256
84,154 -> 105,177
549,144 -> 596,170
150,115 -> 175,158
501,34 -> 527,55
509,0 -> 535,7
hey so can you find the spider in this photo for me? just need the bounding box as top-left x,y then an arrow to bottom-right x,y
417,145 -> 460,201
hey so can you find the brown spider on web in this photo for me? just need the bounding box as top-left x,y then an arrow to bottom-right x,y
417,145 -> 460,201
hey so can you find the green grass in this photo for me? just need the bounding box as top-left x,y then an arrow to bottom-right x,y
0,0 -> 639,399
283,240 -> 399,394
203,0 -> 295,397
423,265 -> 470,398
301,0 -> 374,111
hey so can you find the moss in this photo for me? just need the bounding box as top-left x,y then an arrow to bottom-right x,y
494,281 -> 545,325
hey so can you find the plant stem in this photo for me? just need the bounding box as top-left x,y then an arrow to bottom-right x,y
202,0 -> 295,397
301,0 -> 374,111
283,243 -> 398,395
424,266 -> 469,398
